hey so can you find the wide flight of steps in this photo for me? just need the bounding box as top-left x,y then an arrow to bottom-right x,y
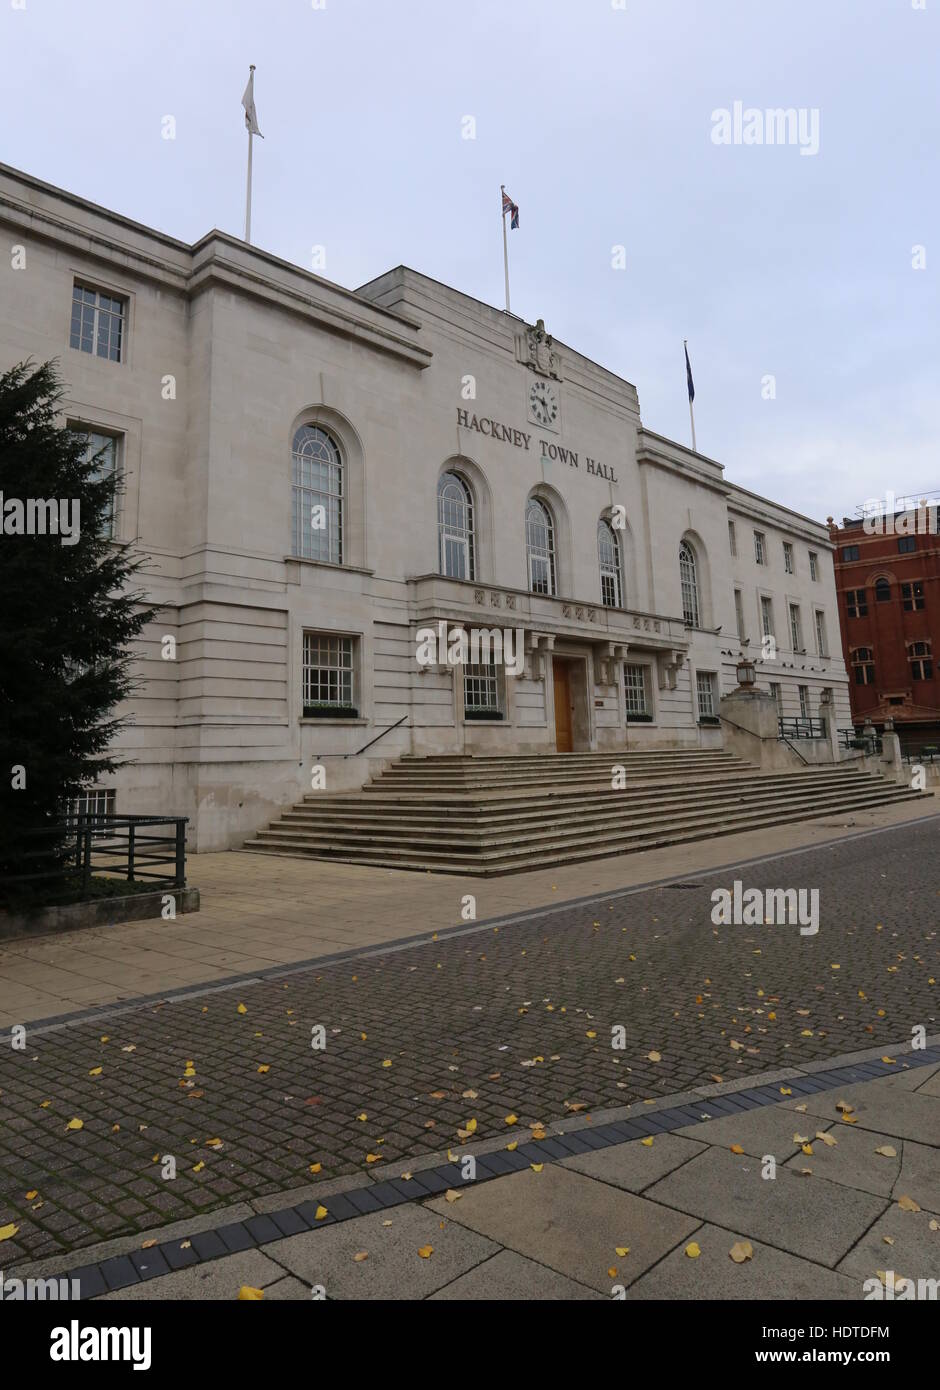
242,749 -> 930,876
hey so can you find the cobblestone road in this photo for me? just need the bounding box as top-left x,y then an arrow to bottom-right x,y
0,821 -> 937,1263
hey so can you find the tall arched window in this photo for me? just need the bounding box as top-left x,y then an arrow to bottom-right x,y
679,540 -> 700,626
438,472 -> 475,580
874,577 -> 891,604
526,498 -> 556,595
598,518 -> 623,608
291,425 -> 344,563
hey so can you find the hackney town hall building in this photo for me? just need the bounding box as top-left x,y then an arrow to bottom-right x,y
0,163 -> 852,850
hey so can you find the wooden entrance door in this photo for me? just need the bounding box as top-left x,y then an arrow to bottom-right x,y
553,660 -> 573,752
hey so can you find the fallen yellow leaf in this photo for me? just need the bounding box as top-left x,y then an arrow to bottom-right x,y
685,1242 -> 701,1259
729,1240 -> 753,1264
238,1285 -> 264,1300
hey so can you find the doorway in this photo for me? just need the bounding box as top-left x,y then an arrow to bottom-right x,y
552,659 -> 574,752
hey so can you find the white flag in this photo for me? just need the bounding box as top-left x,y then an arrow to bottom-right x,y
242,69 -> 262,137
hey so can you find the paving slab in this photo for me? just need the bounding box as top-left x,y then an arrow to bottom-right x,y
623,1223 -> 861,1300
261,1200 -> 500,1300
835,1204 -> 940,1288
892,1141 -> 940,1216
780,1124 -> 904,1199
673,1102 -> 837,1160
426,1163 -> 699,1293
783,1083 -> 940,1145
644,1146 -> 887,1266
259,1275 -> 316,1300
429,1248 -> 603,1300
95,1249 -> 287,1300
914,1068 -> 940,1097
559,1133 -> 707,1193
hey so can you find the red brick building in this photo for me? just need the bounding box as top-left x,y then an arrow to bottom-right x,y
829,502 -> 940,753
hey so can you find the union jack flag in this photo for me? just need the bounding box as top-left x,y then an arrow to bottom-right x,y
501,188 -> 519,229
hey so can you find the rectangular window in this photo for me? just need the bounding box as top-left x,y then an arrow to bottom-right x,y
846,588 -> 868,618
754,531 -> 766,565
760,595 -> 774,638
728,520 -> 737,556
842,545 -> 860,562
624,664 -> 652,720
902,581 -> 925,611
464,662 -> 501,715
783,542 -> 794,574
769,682 -> 783,716
898,536 -> 916,554
852,650 -> 876,685
734,589 -> 746,639
70,283 -> 126,362
798,685 -> 809,719
302,633 -> 355,712
70,427 -> 120,538
696,670 -> 717,720
70,788 -> 116,818
911,659 -> 932,680
814,610 -> 828,658
809,551 -> 819,581
789,603 -> 803,651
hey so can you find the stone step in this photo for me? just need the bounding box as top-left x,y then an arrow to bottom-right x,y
286,772 -> 893,832
251,785 -> 920,855
244,786 -> 928,876
301,766 -> 880,810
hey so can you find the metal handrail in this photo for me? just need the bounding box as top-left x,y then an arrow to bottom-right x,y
313,714 -> 408,761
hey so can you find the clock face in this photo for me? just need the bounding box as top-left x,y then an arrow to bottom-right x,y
528,380 -> 559,429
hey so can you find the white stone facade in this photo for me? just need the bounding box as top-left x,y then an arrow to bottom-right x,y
0,165 -> 852,850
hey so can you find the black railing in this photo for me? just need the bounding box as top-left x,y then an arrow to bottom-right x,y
4,815 -> 188,902
838,727 -> 883,755
779,717 -> 828,741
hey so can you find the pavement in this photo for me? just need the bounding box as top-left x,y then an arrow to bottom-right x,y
0,795 -> 933,1027
0,807 -> 937,1299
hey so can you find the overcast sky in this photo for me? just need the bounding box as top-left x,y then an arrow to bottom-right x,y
3,0 -> 937,524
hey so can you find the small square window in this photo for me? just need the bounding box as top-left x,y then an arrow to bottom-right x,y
898,536 -> 916,554
846,588 -> 868,618
842,545 -> 860,562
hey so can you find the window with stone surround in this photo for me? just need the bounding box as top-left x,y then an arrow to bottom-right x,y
526,498 -> 556,596
597,518 -> 623,608
70,282 -> 126,362
679,540 -> 700,626
463,663 -> 502,717
624,663 -> 652,720
291,426 -> 344,564
696,670 -> 718,721
302,632 -> 356,715
438,472 -> 475,580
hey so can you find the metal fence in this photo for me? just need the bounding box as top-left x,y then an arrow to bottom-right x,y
778,716 -> 828,741
3,815 -> 188,901
838,727 -> 883,755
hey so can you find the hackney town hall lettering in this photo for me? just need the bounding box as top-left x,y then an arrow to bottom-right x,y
456,408 -> 618,483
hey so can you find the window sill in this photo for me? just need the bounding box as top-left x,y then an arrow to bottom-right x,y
300,717 -> 369,726
284,556 -> 374,576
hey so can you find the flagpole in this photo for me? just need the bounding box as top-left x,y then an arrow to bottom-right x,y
244,65 -> 256,243
500,185 -> 511,313
684,338 -> 697,453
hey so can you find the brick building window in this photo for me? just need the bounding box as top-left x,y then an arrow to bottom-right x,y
842,545 -> 860,562
902,581 -> 925,611
909,641 -> 932,681
846,588 -> 867,618
898,536 -> 916,554
874,578 -> 891,603
851,647 -> 876,685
